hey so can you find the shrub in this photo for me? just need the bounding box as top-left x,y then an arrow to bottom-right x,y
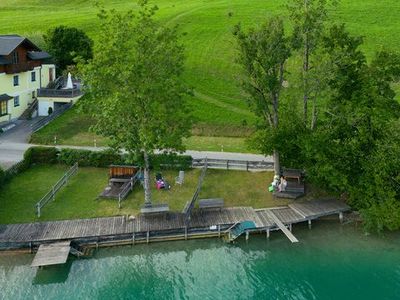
24,146 -> 58,166
58,148 -> 125,167
0,167 -> 5,187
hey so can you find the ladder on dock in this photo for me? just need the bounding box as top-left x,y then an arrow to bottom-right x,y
226,221 -> 256,242
269,212 -> 299,243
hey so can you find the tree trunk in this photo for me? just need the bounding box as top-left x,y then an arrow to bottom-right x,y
273,150 -> 280,176
143,152 -> 152,207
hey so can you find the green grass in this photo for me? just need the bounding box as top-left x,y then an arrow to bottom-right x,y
30,106 -> 255,152
1,0 -> 398,125
5,0 -> 400,151
0,164 -> 287,224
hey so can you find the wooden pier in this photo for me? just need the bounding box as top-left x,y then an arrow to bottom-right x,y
0,199 -> 349,246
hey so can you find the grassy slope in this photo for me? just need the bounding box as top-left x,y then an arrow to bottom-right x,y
1,0 -> 398,124
0,165 -> 284,224
2,0 -> 399,151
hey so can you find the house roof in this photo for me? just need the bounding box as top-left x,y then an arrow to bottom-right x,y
27,51 -> 51,60
0,94 -> 13,102
0,35 -> 41,56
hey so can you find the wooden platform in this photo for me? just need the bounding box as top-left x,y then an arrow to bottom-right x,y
31,241 -> 71,267
0,199 -> 351,246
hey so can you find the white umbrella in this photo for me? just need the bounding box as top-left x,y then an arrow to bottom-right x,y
66,72 -> 73,89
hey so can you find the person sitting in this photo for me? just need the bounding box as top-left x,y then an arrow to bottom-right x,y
278,176 -> 288,192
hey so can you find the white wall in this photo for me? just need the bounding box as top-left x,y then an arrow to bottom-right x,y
38,100 -> 53,116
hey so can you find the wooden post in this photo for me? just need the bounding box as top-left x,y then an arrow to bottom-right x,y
227,160 -> 229,170
218,225 -> 221,238
37,205 -> 41,218
146,231 -> 149,244
246,161 -> 249,171
132,233 -> 135,245
266,228 -> 270,239
308,219 -> 312,229
52,187 -> 55,201
185,226 -> 188,240
339,212 -> 343,223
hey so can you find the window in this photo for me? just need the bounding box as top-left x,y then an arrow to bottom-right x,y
12,51 -> 19,64
13,75 -> 19,86
0,101 -> 7,116
31,71 -> 36,82
14,96 -> 19,107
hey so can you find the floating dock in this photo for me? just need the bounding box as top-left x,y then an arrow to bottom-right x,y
31,241 -> 71,267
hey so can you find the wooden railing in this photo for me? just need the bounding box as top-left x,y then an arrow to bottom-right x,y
35,163 -> 78,217
192,158 -> 273,171
37,88 -> 82,98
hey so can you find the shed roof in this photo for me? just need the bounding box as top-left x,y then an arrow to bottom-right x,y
27,51 -> 51,60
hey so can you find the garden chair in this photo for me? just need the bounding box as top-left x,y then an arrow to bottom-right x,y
175,170 -> 184,185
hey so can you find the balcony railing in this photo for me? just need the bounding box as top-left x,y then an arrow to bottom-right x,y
37,88 -> 83,98
5,62 -> 38,74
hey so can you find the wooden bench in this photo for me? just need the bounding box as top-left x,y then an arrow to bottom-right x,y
140,203 -> 170,215
109,178 -> 131,183
199,198 -> 224,210
282,168 -> 304,183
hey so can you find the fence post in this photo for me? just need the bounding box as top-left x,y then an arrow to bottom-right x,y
52,186 -> 55,201
37,205 -> 41,218
246,161 -> 249,171
227,160 -> 229,170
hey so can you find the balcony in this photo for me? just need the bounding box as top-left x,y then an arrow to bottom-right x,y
5,62 -> 38,74
37,88 -> 83,98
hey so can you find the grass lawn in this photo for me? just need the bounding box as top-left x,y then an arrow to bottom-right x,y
2,0 -> 399,149
0,164 -> 288,224
30,106 -> 255,153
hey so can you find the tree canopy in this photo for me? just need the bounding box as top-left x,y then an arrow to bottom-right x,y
79,2 -> 191,205
44,25 -> 93,72
236,0 -> 400,232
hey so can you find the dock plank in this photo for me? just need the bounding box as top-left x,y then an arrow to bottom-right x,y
31,241 -> 71,267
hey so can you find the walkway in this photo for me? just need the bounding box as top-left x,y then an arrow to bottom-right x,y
0,199 -> 350,246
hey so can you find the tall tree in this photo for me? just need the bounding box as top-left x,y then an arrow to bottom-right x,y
234,18 -> 290,174
44,26 -> 93,73
80,3 -> 191,206
288,0 -> 332,128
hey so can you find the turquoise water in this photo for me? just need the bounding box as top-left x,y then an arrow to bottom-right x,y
0,222 -> 399,300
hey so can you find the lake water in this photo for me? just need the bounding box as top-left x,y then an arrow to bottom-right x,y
0,221 -> 399,300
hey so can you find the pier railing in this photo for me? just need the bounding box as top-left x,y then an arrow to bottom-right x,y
35,163 -> 78,217
192,158 -> 273,171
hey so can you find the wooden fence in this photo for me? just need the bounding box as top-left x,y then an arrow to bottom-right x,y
192,158 -> 273,171
35,163 -> 78,217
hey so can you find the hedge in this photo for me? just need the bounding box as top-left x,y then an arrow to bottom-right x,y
23,146 -> 193,170
58,148 -> 125,167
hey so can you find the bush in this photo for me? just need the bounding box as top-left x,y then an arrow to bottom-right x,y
58,148 -> 125,167
24,146 -> 58,166
0,167 -> 5,187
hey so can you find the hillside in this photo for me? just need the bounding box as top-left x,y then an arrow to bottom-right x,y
1,0 -> 399,132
